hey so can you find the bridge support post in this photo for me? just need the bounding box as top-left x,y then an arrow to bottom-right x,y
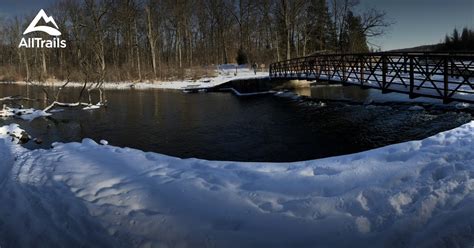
443,57 -> 450,104
382,55 -> 387,92
342,55 -> 346,82
451,60 -> 455,77
404,54 -> 408,74
409,56 -> 416,99
360,56 -> 365,86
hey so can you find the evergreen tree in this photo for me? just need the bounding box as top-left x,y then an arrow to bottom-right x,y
452,28 -> 460,45
307,0 -> 333,52
461,27 -> 469,49
439,27 -> 474,52
444,34 -> 451,45
236,48 -> 249,65
344,11 -> 369,53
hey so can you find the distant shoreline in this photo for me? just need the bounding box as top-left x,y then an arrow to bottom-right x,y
0,80 -> 210,91
0,72 -> 269,91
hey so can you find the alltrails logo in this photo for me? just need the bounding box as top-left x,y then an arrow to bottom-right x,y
18,9 -> 66,48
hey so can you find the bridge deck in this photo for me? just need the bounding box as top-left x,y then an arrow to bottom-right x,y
270,52 -> 474,104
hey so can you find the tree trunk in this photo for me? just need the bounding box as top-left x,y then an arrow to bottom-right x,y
42,50 -> 47,76
135,20 -> 142,81
23,50 -> 30,82
145,6 -> 157,77
275,31 -> 280,62
305,36 -> 308,56
283,0 -> 291,60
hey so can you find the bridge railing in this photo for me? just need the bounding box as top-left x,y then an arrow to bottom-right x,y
270,52 -> 474,103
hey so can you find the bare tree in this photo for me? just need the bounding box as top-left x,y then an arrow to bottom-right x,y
145,1 -> 159,77
361,8 -> 392,38
0,0 -> 392,84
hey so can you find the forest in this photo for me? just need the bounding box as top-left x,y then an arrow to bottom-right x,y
439,27 -> 474,52
0,0 -> 390,83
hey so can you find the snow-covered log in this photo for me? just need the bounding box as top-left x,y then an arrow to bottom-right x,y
0,106 -> 51,121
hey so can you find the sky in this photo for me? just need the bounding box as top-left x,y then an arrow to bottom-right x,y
0,0 -> 473,51
0,0 -> 55,17
359,0 -> 474,50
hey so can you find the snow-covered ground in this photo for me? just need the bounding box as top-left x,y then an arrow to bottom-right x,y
1,121 -> 474,247
0,66 -> 268,91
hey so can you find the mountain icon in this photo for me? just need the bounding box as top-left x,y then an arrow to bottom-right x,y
23,9 -> 61,36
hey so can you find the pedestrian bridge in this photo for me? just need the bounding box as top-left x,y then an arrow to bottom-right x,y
269,52 -> 474,103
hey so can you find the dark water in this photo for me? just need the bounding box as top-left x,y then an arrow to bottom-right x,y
0,84 -> 471,162
294,84 -> 441,103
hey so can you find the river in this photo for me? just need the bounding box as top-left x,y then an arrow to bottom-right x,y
0,83 -> 470,162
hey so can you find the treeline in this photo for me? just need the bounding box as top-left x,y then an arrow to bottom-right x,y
0,0 -> 389,82
438,27 -> 474,52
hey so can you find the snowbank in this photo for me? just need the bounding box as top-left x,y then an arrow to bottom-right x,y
1,122 -> 474,247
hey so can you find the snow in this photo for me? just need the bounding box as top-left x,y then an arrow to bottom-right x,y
0,123 -> 29,143
0,96 -> 15,101
125,67 -> 266,90
82,104 -> 102,110
0,106 -> 51,121
408,105 -> 425,111
456,102 -> 471,109
0,123 -> 23,135
49,108 -> 64,113
1,66 -> 268,91
1,121 -> 474,247
0,104 -> 104,122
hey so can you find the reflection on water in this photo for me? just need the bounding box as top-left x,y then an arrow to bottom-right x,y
295,85 -> 370,101
295,84 -> 440,103
0,84 -> 470,162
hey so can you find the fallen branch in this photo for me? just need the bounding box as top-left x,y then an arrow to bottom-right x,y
43,101 -> 90,112
0,96 -> 41,102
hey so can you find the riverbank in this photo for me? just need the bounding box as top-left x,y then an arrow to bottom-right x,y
1,121 -> 474,247
0,68 -> 268,91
